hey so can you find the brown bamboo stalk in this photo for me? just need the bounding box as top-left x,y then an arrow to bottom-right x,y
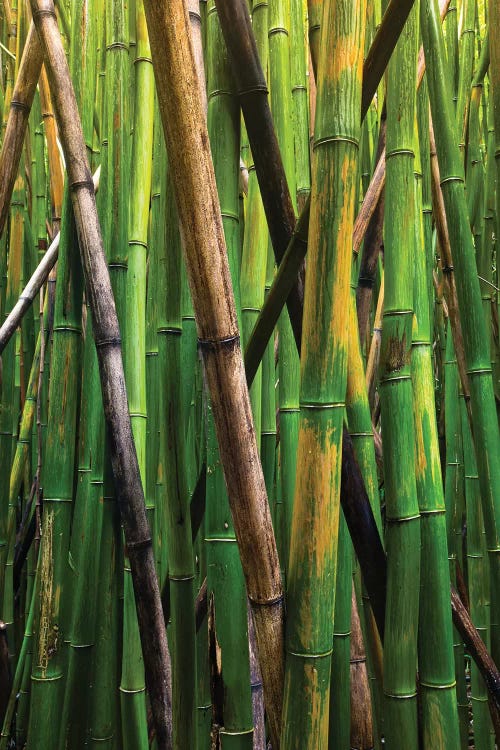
28,3 -> 172,747
0,22 -> 43,241
39,64 -> 64,229
350,584 -> 374,750
142,1 -> 284,746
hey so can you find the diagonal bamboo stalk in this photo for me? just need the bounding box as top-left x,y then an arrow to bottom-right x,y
142,1 -> 284,746
0,166 -> 100,354
27,3 -> 172,747
0,21 -> 43,241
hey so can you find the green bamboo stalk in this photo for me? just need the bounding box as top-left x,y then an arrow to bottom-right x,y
205,1 -> 253,746
463,401 -> 494,750
290,0 -> 310,212
268,0 -> 299,580
122,1 -> 154,742
412,111 -> 460,748
456,0 -> 476,159
422,0 -> 500,668
380,5 -> 420,748
282,0 -> 365,744
26,0 -> 88,740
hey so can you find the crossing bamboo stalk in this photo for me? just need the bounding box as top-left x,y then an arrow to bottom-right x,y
142,1 -> 284,746
27,2 -> 173,747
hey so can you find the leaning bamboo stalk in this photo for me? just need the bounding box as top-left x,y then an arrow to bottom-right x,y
142,1 -> 284,746
27,3 -> 172,747
421,0 -> 500,668
0,21 -> 42,241
0,166 -> 100,354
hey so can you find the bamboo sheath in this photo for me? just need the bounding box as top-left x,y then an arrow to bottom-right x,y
27,3 -> 172,747
142,2 -> 284,746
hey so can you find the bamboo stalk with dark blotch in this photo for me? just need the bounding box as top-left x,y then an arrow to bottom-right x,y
26,0 -> 90,741
462,399 -> 495,750
380,5 -> 420,748
282,1 -> 366,745
422,0 -> 500,668
350,583 -> 374,750
290,0 -> 310,212
0,22 -> 42,242
39,65 -> 64,230
456,0 -> 476,161
144,2 -> 284,745
268,0 -> 299,580
239,0 -> 269,442
205,1 -> 254,746
0,165 -> 100,354
28,2 -> 173,746
328,512 -> 352,749
412,112 -> 460,749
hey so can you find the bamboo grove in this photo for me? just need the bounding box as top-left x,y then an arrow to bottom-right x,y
1,0 -> 500,747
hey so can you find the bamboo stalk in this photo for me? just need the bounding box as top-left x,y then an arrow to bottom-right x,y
0,22 -> 42,241
143,1 -> 284,745
27,3 -> 172,746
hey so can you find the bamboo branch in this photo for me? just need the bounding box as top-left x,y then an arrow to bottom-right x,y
28,3 -> 172,747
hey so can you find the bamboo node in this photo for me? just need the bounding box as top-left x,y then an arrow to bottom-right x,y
384,691 -> 417,699
31,8 -> 57,20
269,27 -> 289,37
198,334 -> 240,352
106,42 -> 128,52
126,537 -> 153,552
69,179 -> 95,193
440,175 -> 464,187
10,99 -> 30,113
418,680 -> 456,689
299,402 -> 344,410
385,148 -> 414,160
287,648 -> 333,659
238,84 -> 268,96
313,135 -> 359,151
95,337 -> 122,349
